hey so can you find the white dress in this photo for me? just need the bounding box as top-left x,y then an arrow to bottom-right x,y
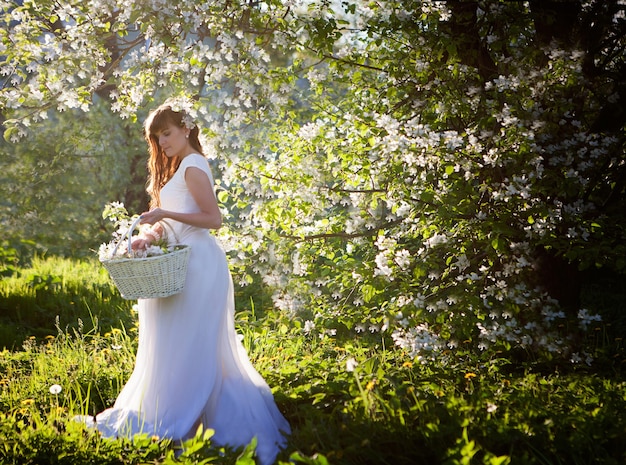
92,153 -> 290,464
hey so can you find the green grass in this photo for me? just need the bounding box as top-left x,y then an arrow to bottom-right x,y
0,257 -> 625,464
0,255 -> 135,349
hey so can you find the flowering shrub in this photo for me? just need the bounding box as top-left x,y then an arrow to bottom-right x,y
1,1 -> 623,366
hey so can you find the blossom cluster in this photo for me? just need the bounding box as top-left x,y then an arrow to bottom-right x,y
164,96 -> 197,130
391,323 -> 446,364
97,202 -> 171,261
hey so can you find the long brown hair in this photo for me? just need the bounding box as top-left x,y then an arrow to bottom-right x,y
144,103 -> 203,208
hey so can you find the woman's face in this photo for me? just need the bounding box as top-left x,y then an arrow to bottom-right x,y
156,123 -> 190,158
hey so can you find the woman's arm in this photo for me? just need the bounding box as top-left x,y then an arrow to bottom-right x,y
139,166 -> 222,230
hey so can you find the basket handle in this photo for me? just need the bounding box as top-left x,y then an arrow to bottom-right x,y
127,216 -> 144,257
109,216 -> 143,258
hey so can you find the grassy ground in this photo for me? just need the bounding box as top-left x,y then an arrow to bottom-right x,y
0,257 -> 625,464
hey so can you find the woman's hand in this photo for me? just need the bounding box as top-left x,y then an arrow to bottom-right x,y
133,215 -> 164,251
131,237 -> 150,251
139,208 -> 166,225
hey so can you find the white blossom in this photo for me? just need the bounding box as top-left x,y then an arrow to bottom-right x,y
392,324 -> 445,363
424,233 -> 448,248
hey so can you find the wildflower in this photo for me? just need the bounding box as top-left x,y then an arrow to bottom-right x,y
486,402 -> 498,413
346,357 -> 358,372
324,328 -> 337,337
49,384 -> 62,395
577,308 -> 602,330
303,320 -> 315,335
570,352 -> 582,364
464,372 -> 477,379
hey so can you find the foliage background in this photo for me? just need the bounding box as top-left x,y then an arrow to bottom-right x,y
3,0 -> 623,362
0,100 -> 149,257
1,1 -> 626,462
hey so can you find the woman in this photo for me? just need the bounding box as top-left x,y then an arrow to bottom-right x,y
86,101 -> 290,464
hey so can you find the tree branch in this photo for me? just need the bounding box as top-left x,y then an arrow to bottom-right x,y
280,218 -> 405,242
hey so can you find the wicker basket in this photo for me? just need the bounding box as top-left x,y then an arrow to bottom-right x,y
101,217 -> 191,300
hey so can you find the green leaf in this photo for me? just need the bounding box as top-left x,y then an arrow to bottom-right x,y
491,237 -> 500,251
217,190 -> 229,203
362,284 -> 377,303
3,126 -> 18,142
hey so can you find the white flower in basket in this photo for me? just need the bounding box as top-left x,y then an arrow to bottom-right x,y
98,202 -> 191,300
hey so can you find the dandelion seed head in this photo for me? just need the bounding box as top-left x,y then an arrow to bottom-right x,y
49,384 -> 62,395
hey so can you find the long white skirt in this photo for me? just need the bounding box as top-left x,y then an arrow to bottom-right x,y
88,229 -> 290,465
